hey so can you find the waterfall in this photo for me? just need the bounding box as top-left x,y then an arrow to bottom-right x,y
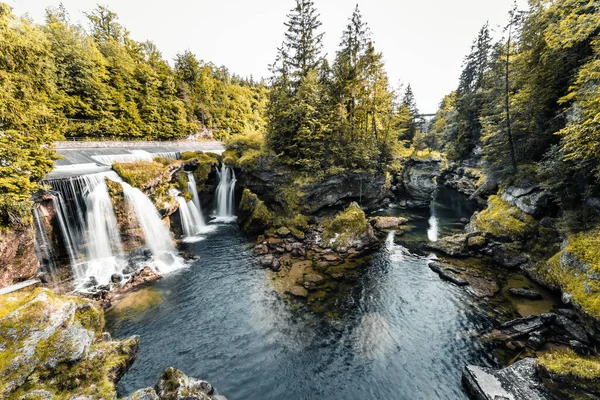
45,171 -> 184,287
427,199 -> 439,242
120,182 -> 184,274
187,172 -> 205,226
175,196 -> 206,242
91,150 -> 181,166
215,163 -> 237,219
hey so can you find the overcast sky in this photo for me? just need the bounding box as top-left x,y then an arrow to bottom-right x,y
11,0 -> 528,112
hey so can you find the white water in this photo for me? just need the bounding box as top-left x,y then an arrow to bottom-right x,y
427,206 -> 439,242
215,163 -> 237,219
46,171 -> 184,287
121,182 -> 184,275
187,172 -> 205,226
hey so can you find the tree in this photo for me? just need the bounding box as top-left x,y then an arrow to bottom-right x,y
0,3 -> 64,224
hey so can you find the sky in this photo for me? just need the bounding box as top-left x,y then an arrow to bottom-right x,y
10,0 -> 528,113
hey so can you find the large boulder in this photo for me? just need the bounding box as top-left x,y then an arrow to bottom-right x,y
462,358 -> 552,400
0,288 -> 139,399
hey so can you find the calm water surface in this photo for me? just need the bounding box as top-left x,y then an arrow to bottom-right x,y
107,188 -> 498,400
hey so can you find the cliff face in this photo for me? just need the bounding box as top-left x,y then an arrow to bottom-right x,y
0,223 -> 39,289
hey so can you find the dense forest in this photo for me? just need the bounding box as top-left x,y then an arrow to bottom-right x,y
0,2 -> 267,224
429,0 -> 600,228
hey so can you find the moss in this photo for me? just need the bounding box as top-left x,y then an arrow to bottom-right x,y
537,350 -> 600,384
113,160 -> 174,190
321,203 -> 368,250
471,195 -> 538,240
537,228 -> 600,319
239,189 -> 275,233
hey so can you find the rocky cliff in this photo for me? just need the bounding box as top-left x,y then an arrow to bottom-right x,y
0,223 -> 39,289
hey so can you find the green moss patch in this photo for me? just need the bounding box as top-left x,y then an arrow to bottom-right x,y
113,160 -> 177,190
471,195 -> 538,240
239,189 -> 275,234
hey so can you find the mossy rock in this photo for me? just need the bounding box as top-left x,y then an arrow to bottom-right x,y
0,288 -> 138,399
536,228 -> 600,319
538,350 -> 600,397
471,195 -> 538,240
238,189 -> 275,235
321,203 -> 375,251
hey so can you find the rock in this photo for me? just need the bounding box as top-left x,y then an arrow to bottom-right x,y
569,340 -> 594,356
156,368 -> 215,400
401,158 -> 441,208
508,287 -> 542,300
501,183 -> 550,217
0,220 -> 39,289
0,288 -> 139,399
526,334 -> 545,350
122,267 -> 162,291
370,216 -> 408,231
467,235 -> 486,250
123,387 -> 160,400
554,316 -> 590,344
426,234 -> 468,256
288,286 -> 308,298
111,274 -> 123,284
254,244 -> 269,255
277,227 -> 291,237
561,292 -> 573,305
37,272 -> 51,284
428,262 -> 468,286
490,315 -> 546,341
84,276 -> 98,288
304,274 -> 324,285
462,358 -> 552,400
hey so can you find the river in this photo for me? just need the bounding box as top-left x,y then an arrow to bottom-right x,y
106,188 -> 527,399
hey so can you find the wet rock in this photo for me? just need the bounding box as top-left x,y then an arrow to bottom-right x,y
490,315 -> 546,341
462,358 -> 552,400
426,234 -> 468,256
254,244 -> 269,255
526,333 -> 545,350
401,158 -> 441,208
84,276 -> 98,288
155,368 -> 215,400
122,267 -> 162,291
508,287 -> 542,300
123,387 -> 159,400
304,273 -> 324,285
428,262 -> 468,286
467,235 -> 486,250
554,316 -> 590,344
370,216 -> 408,231
569,340 -> 594,356
111,274 -> 123,284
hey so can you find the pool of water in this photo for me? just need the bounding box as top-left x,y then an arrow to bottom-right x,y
108,189 -> 499,399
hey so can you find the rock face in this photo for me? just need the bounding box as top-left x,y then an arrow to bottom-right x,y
501,182 -> 551,217
369,216 -> 408,232
462,358 -> 552,400
0,222 -> 40,289
239,155 -> 389,215
0,288 -> 139,399
399,158 -> 441,208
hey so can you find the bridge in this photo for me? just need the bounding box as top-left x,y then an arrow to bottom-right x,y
47,140 -> 225,180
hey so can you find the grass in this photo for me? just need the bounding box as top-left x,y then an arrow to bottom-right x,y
539,350 -> 600,381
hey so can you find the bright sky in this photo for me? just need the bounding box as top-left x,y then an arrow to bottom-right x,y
11,0 -> 528,112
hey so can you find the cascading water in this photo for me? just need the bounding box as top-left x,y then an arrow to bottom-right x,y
187,172 -> 205,226
45,171 -> 184,287
32,206 -> 57,276
427,194 -> 439,242
215,163 -> 237,219
120,182 -> 184,274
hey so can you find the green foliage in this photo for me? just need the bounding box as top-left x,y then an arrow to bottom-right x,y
266,3 -> 400,172
539,350 -> 600,381
239,189 -> 275,233
0,3 -> 64,225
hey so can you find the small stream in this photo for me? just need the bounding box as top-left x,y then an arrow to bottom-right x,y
106,187 -> 557,399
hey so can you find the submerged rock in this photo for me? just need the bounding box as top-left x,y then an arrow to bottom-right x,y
428,262 -> 469,286
508,287 -> 542,300
462,358 -> 552,400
